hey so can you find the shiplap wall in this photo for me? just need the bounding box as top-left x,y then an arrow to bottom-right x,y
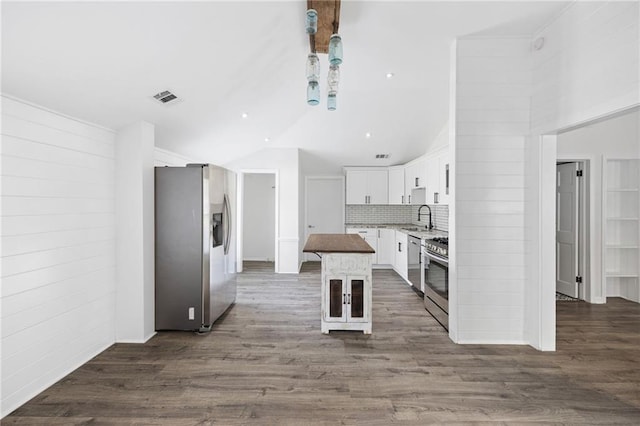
454,37 -> 531,344
1,95 -> 116,416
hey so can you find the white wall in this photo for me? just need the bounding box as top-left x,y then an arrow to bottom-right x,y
226,148 -> 300,273
454,37 -> 531,344
531,1 -> 640,134
114,121 -> 155,343
526,1 -> 640,350
1,95 -> 116,416
243,173 -> 276,261
558,109 -> 640,300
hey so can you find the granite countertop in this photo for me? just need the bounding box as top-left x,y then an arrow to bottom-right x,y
303,234 -> 375,254
345,223 -> 447,240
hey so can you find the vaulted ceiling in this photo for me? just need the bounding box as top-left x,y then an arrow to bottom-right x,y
2,1 -> 569,169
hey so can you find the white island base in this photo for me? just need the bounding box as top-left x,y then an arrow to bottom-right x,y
320,253 -> 372,334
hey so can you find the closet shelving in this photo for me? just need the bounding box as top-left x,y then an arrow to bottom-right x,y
604,158 -> 639,302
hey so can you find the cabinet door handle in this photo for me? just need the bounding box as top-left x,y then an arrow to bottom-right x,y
434,192 -> 439,204
408,195 -> 411,204
343,294 -> 346,304
445,164 -> 450,195
401,195 -> 404,204
398,242 -> 402,252
415,177 -> 419,187
347,294 -> 351,304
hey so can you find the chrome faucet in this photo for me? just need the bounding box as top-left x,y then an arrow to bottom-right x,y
418,204 -> 433,230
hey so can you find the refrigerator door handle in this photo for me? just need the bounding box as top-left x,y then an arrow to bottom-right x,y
223,194 -> 231,255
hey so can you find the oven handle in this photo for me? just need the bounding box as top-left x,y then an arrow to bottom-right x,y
424,251 -> 449,266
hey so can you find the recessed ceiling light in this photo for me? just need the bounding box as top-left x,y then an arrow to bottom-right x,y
264,137 -> 270,142
365,132 -> 371,139
386,73 -> 394,79
241,112 -> 248,119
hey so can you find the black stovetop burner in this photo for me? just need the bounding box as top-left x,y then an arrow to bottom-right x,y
423,237 -> 448,258
432,237 -> 448,246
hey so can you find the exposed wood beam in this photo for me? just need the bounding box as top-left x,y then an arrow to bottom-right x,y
307,0 -> 340,54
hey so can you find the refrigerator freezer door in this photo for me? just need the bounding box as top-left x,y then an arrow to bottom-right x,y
155,166 -> 204,330
206,166 -> 237,327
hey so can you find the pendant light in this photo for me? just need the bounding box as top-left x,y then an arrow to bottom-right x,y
328,34 -> 343,65
307,81 -> 320,106
306,53 -> 320,106
306,53 -> 320,82
327,64 -> 340,111
303,4 -> 343,109
306,9 -> 317,34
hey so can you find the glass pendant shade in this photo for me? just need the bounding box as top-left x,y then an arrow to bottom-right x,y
306,53 -> 320,82
327,64 -> 340,95
307,81 -> 320,106
327,93 -> 337,111
328,34 -> 343,65
306,9 -> 318,34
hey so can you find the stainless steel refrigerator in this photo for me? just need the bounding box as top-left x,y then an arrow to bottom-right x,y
155,164 -> 237,331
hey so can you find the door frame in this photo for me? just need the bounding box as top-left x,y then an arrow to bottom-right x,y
237,169 -> 279,273
555,158 -> 591,301
304,176 -> 345,262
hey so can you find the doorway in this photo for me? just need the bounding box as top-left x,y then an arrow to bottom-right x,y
240,172 -> 277,272
304,176 -> 345,262
556,160 -> 589,300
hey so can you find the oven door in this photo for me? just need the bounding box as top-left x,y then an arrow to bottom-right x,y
423,251 -> 449,330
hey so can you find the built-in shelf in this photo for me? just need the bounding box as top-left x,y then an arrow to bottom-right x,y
604,158 -> 640,303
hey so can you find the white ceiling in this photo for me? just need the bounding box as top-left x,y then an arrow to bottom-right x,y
2,1 -> 570,168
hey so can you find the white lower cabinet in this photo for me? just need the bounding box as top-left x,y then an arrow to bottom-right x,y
394,231 -> 408,280
321,253 -> 372,334
377,228 -> 396,265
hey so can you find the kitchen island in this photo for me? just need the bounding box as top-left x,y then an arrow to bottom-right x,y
303,234 -> 374,334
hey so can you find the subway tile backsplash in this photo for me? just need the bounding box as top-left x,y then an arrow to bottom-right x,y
346,204 -> 449,232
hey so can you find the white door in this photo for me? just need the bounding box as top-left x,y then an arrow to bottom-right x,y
556,163 -> 579,298
305,177 -> 345,261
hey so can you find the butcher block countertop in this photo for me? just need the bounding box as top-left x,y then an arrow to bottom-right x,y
303,234 -> 375,254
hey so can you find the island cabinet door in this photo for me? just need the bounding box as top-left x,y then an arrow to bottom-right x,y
347,276 -> 368,322
326,276 -> 347,322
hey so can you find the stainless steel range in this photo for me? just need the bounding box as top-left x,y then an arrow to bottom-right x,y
421,237 -> 449,331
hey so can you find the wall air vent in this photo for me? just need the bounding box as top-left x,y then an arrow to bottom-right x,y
152,90 -> 181,105
375,154 -> 390,159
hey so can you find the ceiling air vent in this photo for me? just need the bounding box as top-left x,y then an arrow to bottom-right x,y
152,90 -> 180,105
375,154 -> 390,159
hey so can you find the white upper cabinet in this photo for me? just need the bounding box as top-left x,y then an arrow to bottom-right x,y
425,148 -> 450,205
344,147 -> 448,206
439,150 -> 450,205
404,157 -> 427,202
345,168 -> 389,205
403,157 -> 427,205
388,166 -> 405,205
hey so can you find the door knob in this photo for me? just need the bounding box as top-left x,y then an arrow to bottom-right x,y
308,225 -> 315,228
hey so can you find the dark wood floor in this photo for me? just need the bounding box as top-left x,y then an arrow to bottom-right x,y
5,261 -> 640,424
